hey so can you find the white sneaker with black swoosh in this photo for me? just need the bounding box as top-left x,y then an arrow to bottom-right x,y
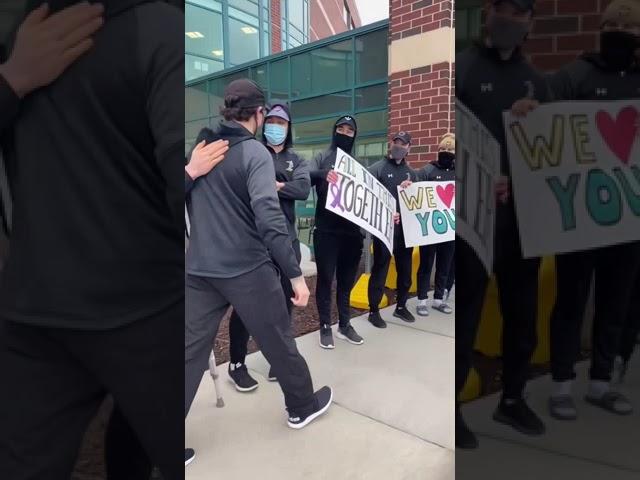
287,386 -> 333,429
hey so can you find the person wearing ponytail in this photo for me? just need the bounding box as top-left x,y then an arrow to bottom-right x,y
414,134 -> 456,317
225,103 -> 311,391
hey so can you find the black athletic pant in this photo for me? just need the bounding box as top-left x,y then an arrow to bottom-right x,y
551,242 -> 640,382
313,229 -> 363,327
369,232 -> 413,311
229,240 -> 301,365
619,269 -> 640,363
455,238 -> 489,400
185,263 -> 315,418
0,301 -> 184,480
493,207 -> 541,400
417,241 -> 455,301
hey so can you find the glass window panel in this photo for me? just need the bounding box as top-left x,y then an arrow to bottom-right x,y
228,7 -> 260,27
291,91 -> 351,119
185,118 -> 210,154
185,55 -> 223,82
292,117 -> 339,144
355,84 -> 387,110
229,0 -> 259,16
355,29 -> 388,84
187,0 -> 221,12
250,63 -> 268,89
262,30 -> 270,56
291,40 -> 353,98
269,58 -> 289,104
289,0 -> 304,31
289,37 -> 302,48
185,83 -> 210,121
353,110 -> 388,136
185,5 -> 223,59
208,70 -> 250,114
228,17 -> 260,65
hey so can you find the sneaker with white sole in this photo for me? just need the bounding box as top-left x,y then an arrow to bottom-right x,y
416,303 -> 429,317
185,448 -> 196,467
393,306 -> 416,323
287,386 -> 333,429
432,301 -> 453,314
228,363 -> 258,392
267,367 -> 277,381
319,325 -> 335,349
336,324 -> 364,345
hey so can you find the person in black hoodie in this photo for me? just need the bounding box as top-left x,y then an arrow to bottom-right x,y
455,0 -> 549,449
512,0 -> 640,421
310,115 -> 365,349
185,80 -> 332,465
0,1 -> 186,477
366,131 -> 417,329
415,133 -> 456,317
225,103 -> 311,392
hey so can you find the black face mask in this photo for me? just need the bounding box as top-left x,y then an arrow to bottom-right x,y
390,145 -> 408,161
437,151 -> 455,169
600,31 -> 640,71
487,15 -> 530,50
334,132 -> 355,153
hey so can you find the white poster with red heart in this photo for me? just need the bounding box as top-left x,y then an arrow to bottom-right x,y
398,181 -> 456,248
504,100 -> 640,258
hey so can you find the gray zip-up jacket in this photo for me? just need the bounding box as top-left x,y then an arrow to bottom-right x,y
186,121 -> 302,280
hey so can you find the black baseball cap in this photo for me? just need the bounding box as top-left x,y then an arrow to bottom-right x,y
393,131 -> 412,145
223,79 -> 266,109
335,115 -> 357,130
492,0 -> 536,12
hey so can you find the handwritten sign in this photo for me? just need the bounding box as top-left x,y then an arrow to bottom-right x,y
326,148 -> 396,253
398,181 -> 456,247
456,100 -> 500,273
504,100 -> 640,257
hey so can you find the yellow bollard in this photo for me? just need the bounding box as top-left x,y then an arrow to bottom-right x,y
474,256 -> 556,364
350,273 -> 388,310
459,367 -> 481,403
385,247 -> 421,293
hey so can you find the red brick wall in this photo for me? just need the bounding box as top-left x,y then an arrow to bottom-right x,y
524,0 -> 612,72
270,0 -> 283,54
389,0 -> 455,168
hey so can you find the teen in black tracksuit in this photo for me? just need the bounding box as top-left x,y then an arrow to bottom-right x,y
546,17 -> 640,418
454,0 -> 549,448
367,131 -> 417,328
227,103 -> 311,391
416,136 -> 455,317
310,115 -> 364,349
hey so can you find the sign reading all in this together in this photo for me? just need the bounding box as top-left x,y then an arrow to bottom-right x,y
398,181 -> 456,248
326,148 -> 396,253
504,100 -> 640,258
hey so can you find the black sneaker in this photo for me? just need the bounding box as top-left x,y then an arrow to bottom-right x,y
185,448 -> 196,467
393,307 -> 415,323
368,311 -> 387,328
336,324 -> 364,345
456,409 -> 478,449
493,398 -> 545,435
228,363 -> 259,392
319,325 -> 335,349
267,367 -> 277,382
287,386 -> 333,429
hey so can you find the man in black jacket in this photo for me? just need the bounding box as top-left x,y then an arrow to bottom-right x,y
185,80 -> 332,465
367,131 -> 417,329
0,1 -> 186,478
225,103 -> 311,392
415,133 -> 456,317
310,115 -> 365,349
455,0 -> 549,449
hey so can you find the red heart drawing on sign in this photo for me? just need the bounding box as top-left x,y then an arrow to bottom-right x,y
436,183 -> 455,208
595,106 -> 639,165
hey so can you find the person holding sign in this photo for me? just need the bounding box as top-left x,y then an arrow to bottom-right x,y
226,103 -> 311,391
414,134 -> 456,316
310,116 -> 365,349
366,131 -> 418,328
455,0 -> 550,448
185,80 -> 333,464
510,0 -> 640,421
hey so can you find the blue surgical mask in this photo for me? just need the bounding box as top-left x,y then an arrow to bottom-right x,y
264,124 -> 288,146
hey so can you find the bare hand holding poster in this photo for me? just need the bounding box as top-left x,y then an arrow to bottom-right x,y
326,148 -> 396,253
504,100 -> 640,258
456,101 -> 500,274
398,181 -> 456,248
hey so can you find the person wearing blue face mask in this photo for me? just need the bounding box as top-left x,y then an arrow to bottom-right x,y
226,103 -> 312,392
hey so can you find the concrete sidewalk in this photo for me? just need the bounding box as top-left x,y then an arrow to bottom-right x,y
185,296 -> 455,480
458,356 -> 640,479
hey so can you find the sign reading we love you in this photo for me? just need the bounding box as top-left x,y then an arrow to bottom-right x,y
504,100 -> 640,257
398,181 -> 456,248
326,148 -> 396,253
